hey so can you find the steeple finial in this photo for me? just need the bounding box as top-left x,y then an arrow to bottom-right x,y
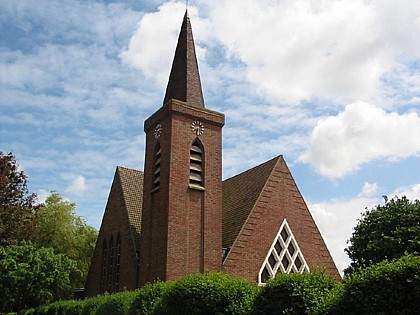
163,10 -> 205,108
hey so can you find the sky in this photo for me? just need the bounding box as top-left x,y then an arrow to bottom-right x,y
1,0 -> 419,274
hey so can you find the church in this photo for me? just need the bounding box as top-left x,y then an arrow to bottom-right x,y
85,10 -> 339,296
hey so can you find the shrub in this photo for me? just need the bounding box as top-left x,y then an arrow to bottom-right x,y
329,255 -> 420,314
154,272 -> 259,315
79,294 -> 108,315
95,291 -> 137,315
128,281 -> 171,315
253,272 -> 338,315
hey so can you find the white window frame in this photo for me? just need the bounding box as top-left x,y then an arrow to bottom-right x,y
258,219 -> 309,285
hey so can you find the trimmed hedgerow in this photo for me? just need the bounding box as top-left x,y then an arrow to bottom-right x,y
328,255 -> 420,315
253,272 -> 338,315
128,281 -> 171,315
79,294 -> 109,315
154,272 -> 259,315
95,291 -> 137,315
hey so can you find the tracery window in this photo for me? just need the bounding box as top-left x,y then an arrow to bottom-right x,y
154,143 -> 161,189
189,140 -> 204,188
258,219 -> 309,285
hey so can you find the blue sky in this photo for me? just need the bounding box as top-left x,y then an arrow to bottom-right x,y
1,0 -> 419,274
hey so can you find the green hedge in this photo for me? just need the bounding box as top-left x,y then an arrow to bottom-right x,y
18,260 -> 420,315
128,281 -> 171,315
154,272 -> 259,315
253,272 -> 338,315
328,255 -> 420,314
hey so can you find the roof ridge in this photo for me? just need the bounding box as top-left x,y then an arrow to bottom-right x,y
117,165 -> 143,173
223,155 -> 282,183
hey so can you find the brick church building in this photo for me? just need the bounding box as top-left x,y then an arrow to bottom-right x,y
85,10 -> 339,296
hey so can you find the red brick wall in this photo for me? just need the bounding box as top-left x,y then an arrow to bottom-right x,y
140,100 -> 224,285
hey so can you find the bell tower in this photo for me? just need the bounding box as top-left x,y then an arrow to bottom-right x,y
140,11 -> 225,286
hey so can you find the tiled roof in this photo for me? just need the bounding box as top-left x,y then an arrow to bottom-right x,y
222,156 -> 280,248
163,10 -> 205,108
117,166 -> 144,251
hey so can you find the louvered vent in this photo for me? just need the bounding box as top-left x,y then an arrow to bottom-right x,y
154,144 -> 161,189
189,141 -> 203,187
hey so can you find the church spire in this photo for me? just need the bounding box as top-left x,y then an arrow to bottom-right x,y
163,10 -> 205,108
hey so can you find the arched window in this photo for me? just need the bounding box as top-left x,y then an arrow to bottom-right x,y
189,140 -> 204,188
108,236 -> 114,292
115,233 -> 121,292
101,239 -> 108,292
154,143 -> 161,189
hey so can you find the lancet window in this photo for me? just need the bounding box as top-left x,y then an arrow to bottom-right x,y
100,239 -> 108,292
115,233 -> 121,292
108,236 -> 114,291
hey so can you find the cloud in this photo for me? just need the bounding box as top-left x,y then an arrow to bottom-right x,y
121,1 -> 187,88
301,102 -> 420,178
359,182 -> 378,197
309,196 -> 378,274
392,183 -> 420,201
66,175 -> 87,195
204,0 -> 420,104
310,180 -> 420,274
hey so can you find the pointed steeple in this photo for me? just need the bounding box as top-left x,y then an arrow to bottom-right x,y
163,10 -> 205,108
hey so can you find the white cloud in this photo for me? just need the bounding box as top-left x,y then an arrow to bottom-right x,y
36,189 -> 50,204
121,2 -> 187,88
359,182 -> 378,197
205,0 -> 420,104
392,183 -> 420,201
310,195 -> 381,274
301,102 -> 420,178
310,181 -> 419,274
66,175 -> 87,195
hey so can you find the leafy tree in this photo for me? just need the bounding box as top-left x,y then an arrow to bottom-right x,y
34,192 -> 98,288
0,151 -> 38,245
0,241 -> 79,313
345,196 -> 420,272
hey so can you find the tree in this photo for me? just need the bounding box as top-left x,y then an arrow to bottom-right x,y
34,192 -> 98,288
0,151 -> 38,245
345,196 -> 420,272
0,242 -> 78,313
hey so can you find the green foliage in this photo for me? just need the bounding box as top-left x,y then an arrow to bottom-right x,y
128,281 -> 171,315
0,242 -> 79,313
154,272 -> 259,315
345,196 -> 420,273
79,294 -> 109,315
329,255 -> 420,314
0,151 -> 38,246
253,272 -> 338,315
34,192 -> 98,288
95,291 -> 137,315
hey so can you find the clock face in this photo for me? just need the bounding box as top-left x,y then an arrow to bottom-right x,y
154,124 -> 162,139
191,121 -> 204,136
